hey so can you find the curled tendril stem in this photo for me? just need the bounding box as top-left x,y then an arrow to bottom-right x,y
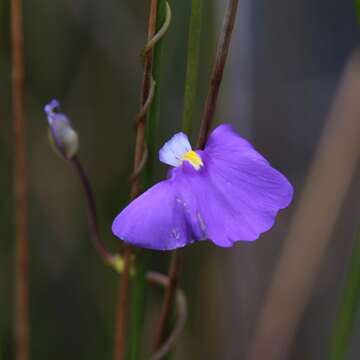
147,272 -> 188,360
141,2 -> 172,59
132,0 -> 171,186
137,78 -> 156,125
129,76 -> 155,185
129,145 -> 149,185
154,251 -> 182,349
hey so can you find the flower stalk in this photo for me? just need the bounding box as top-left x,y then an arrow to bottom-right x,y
11,0 -> 29,358
71,156 -> 119,266
44,101 -> 122,271
154,0 -> 240,352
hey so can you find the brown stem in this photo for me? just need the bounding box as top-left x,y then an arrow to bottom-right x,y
113,247 -> 132,360
197,0 -> 240,149
11,0 -> 29,359
131,0 -> 158,199
154,0 -> 240,353
154,251 -> 182,349
113,1 -> 158,359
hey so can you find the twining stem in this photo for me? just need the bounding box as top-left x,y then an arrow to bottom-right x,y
329,226 -> 360,360
11,0 -> 29,359
132,0 -> 158,198
147,272 -> 187,360
182,0 -> 204,136
197,0 -> 239,149
154,251 -> 182,349
114,1 -> 160,359
144,0 -> 167,187
155,0 -> 240,352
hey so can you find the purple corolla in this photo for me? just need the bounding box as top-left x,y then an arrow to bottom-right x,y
112,124 -> 293,250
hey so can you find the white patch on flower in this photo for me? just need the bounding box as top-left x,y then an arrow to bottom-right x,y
196,211 -> 207,238
171,228 -> 180,240
159,132 -> 203,170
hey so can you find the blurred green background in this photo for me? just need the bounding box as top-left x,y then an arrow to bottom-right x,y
1,0 -> 360,359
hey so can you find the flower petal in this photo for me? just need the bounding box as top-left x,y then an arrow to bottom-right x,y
200,124 -> 293,245
112,178 -> 202,250
159,132 -> 191,167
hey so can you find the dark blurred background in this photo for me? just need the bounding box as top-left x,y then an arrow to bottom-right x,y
1,0 -> 360,359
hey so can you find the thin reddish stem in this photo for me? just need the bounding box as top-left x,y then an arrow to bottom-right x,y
113,247 -> 132,360
71,156 -> 115,264
197,0 -> 239,149
131,0 -> 158,199
11,0 -> 29,359
154,251 -> 182,349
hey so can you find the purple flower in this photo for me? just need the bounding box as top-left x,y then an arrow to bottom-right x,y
44,99 -> 79,159
112,124 -> 293,250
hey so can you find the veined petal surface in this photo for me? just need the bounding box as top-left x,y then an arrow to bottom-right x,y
112,124 -> 293,250
112,179 -> 202,250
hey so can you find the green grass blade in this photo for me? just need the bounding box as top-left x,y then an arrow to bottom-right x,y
127,253 -> 151,360
329,226 -> 360,360
182,0 -> 204,136
355,0 -> 360,27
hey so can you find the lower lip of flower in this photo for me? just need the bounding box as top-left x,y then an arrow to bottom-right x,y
181,150 -> 203,170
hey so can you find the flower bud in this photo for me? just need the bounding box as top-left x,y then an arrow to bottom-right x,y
44,99 -> 79,159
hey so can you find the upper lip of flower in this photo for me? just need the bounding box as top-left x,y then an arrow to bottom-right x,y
159,131 -> 204,170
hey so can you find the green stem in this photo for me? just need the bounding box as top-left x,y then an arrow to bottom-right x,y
128,2 -> 168,360
329,226 -> 360,360
182,0 -> 204,136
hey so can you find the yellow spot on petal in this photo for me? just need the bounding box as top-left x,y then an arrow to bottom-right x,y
181,150 -> 203,170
